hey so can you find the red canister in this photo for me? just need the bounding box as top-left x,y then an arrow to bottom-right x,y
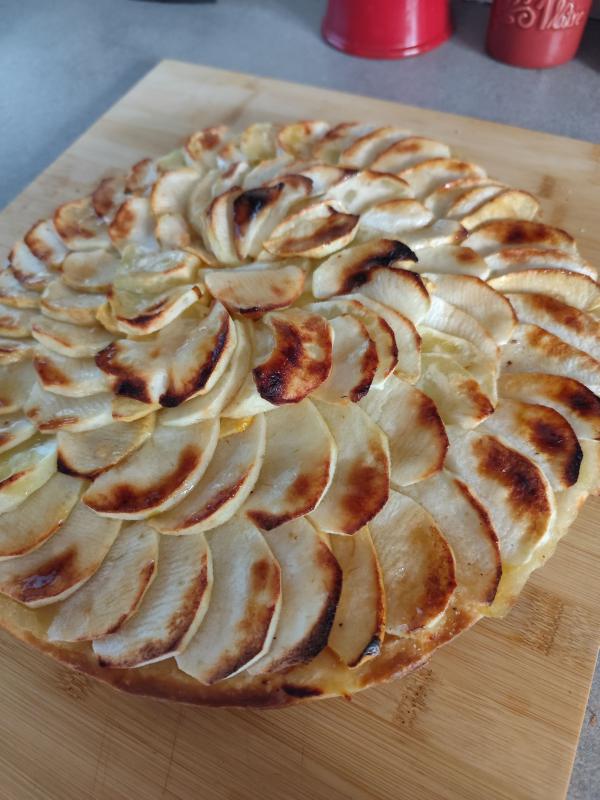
486,0 -> 592,68
322,0 -> 452,59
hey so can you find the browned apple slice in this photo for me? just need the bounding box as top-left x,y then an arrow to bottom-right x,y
109,197 -> 157,251
313,315 -> 377,404
8,241 -> 53,291
360,375 -> 448,486
253,309 -> 333,404
358,199 -> 434,238
155,212 -> 194,250
201,187 -> 243,266
40,280 -> 104,326
328,527 -> 386,667
151,415 -> 266,534
371,136 -> 451,172
108,284 -> 201,335
0,361 -> 36,414
0,414 -> 35,454
277,120 -> 330,159
0,436 -> 57,512
184,125 -> 229,167
409,245 -> 489,279
48,521 -> 158,642
150,168 -> 200,216
402,471 -> 502,608
310,400 -> 390,535
369,491 -> 456,634
244,400 -> 336,530
291,164 -> 354,195
0,305 -> 38,338
263,202 -> 359,259
125,158 -> 159,194
0,501 -> 120,607
485,247 -> 596,279
458,189 -> 540,231
0,338 -> 35,366
312,122 -> 378,163
92,532 -> 212,667
34,348 -> 110,397
489,269 -> 600,310
83,419 -> 219,519
0,269 -> 40,309
418,353 -> 494,429
176,516 -> 281,683
425,178 -> 506,218
92,175 -> 127,220
399,158 -> 486,199
337,126 -> 409,168
324,171 -> 412,214
25,384 -> 114,432
464,220 -> 578,257
204,263 -> 305,317
248,517 -> 341,674
422,295 -> 498,361
445,431 -> 555,566
54,197 -> 111,250
24,219 -> 68,269
32,317 -> 114,357
61,249 -> 122,293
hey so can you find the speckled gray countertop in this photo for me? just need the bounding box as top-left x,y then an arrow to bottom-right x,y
0,0 -> 598,796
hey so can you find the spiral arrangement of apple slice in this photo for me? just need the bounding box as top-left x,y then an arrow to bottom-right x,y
0,120 -> 598,703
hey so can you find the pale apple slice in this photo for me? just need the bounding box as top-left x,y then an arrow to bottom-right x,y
398,219 -> 467,250
337,126 -> 410,168
399,158 -> 487,199
277,120 -> 331,159
32,317 -> 114,357
150,168 -> 200,216
0,361 -> 36,414
482,398 -> 582,491
83,419 -> 218,519
419,327 -> 497,400
9,241 -> 53,290
92,175 -> 127,220
424,274 -> 516,344
464,220 -> 578,256
152,415 -> 265,535
184,125 -> 229,167
24,219 -> 68,269
186,169 -> 222,234
485,247 -> 596,279
360,375 -> 448,486
498,372 -> 600,441
0,338 -> 35,366
371,136 -> 452,173
505,292 -> 600,360
0,414 -> 35,454
0,268 -> 40,309
501,323 -> 600,394
312,122 -> 378,164
421,295 -> 498,361
263,202 -> 359,259
248,517 -> 341,674
0,472 -> 82,559
40,280 -> 104,326
112,396 -> 160,422
409,245 -> 489,279
48,521 -> 158,642
0,436 -> 57,513
458,189 -> 540,231
96,302 -> 236,406
125,158 -> 159,195
244,400 -> 336,530
0,305 -> 38,338
310,400 -> 390,534
240,155 -> 294,191
351,267 -> 432,325
359,199 -> 434,238
489,269 -> 600,311
402,471 -> 501,608
176,516 -> 281,683
313,315 -> 377,404
61,249 -> 121,293
54,197 -> 111,251
109,197 -> 157,251
417,352 -> 494,429
155,213 -> 195,250
328,527 -> 386,667
445,431 -> 555,565
204,263 -> 305,317
253,309 -> 333,404
201,187 -> 243,266
292,164 -> 354,195
57,414 -> 155,478
425,178 -> 506,219
369,491 -> 456,634
34,348 -> 110,397
25,383 -> 114,432
221,374 -> 278,418
108,284 -> 201,335
239,122 -> 280,162
324,171 -> 412,214
0,501 -> 120,607
115,249 -> 200,292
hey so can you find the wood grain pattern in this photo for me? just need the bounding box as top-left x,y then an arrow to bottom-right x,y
1,60 -> 599,800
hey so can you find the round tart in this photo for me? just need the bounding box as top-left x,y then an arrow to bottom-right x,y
0,120 -> 598,707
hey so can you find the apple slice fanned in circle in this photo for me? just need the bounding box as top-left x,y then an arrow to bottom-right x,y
328,526 -> 386,667
92,176 -> 127,221
25,384 -> 114,433
40,280 -> 104,327
263,202 -> 359,259
398,158 -> 486,199
369,491 -> 456,634
9,241 -> 53,291
358,199 -> 433,239
48,522 -> 158,643
57,415 -> 155,479
370,136 -> 451,172
290,164 -> 354,196
34,348 -> 110,397
445,431 -> 555,566
24,219 -> 68,269
421,295 -> 498,362
111,395 -> 159,422
424,178 -> 506,219
489,269 -> 600,312
61,250 -> 121,294
501,324 -> 600,394
150,168 -> 200,216
176,516 -> 281,683
396,219 -> 467,251
0,501 -> 120,607
0,338 -> 35,366
458,189 -> 540,231
403,472 -> 501,609
248,518 -> 341,674
408,245 -> 489,279
312,122 -> 378,164
419,327 -> 497,401
92,532 -> 212,668
0,361 -> 36,414
313,315 -> 378,404
152,415 -> 266,535
204,263 -> 306,318
0,305 -> 38,338
0,472 -> 82,560
109,197 -> 157,252
107,284 -> 201,336
244,400 -> 336,530
310,401 -> 389,535
417,353 -> 494,429
0,436 -> 57,513
337,126 -> 410,168
0,268 -> 40,309
277,120 -> 331,159
32,317 -> 114,358
485,247 -> 596,280
96,302 -> 236,406
54,197 -> 111,251
83,419 -> 219,519
323,171 -> 411,214
116,249 -> 200,292
200,187 -> 243,266
360,375 -> 448,486
0,413 -> 35,454
252,309 -> 333,404
464,220 -> 577,257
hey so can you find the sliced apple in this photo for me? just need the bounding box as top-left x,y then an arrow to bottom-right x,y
292,164 -> 354,195
240,155 -> 294,192
0,413 -> 35,454
244,400 -> 336,530
418,352 -> 494,429
111,395 -> 160,422
0,338 -> 35,366
359,199 -> 434,238
398,219 -> 467,251
61,249 -> 122,293
40,280 -> 104,327
419,327 -> 497,400
485,247 -> 596,279
48,521 -> 158,642
25,383 -> 114,432
328,526 -> 385,667
310,400 -> 390,534
399,158 -> 486,199
489,269 -> 600,311
184,125 -> 229,167
464,220 -> 578,257
201,187 -> 243,266
459,189 -> 540,231
204,263 -> 305,317
360,375 -> 448,486
248,517 -> 341,674
337,126 -> 410,168
155,212 -> 194,250
152,415 -> 265,535
369,491 -> 456,634
402,471 -> 501,608
313,315 -> 377,404
425,178 -> 506,219
150,168 -> 200,216
109,197 -> 157,252
445,431 -> 555,566
116,249 -> 200,292
0,268 -> 40,309
239,122 -> 280,162
0,361 -> 36,414
24,219 -> 68,269
83,419 -> 219,519
176,516 -> 281,683
277,120 -> 331,159
501,323 -> 600,394
0,305 -> 38,338
312,122 -> 378,164
409,245 -> 489,279
9,241 -> 53,291
422,295 -> 498,361
324,171 -> 412,214
371,136 -> 452,173
108,284 -> 201,335
34,348 -> 110,397
57,414 -> 155,478
54,197 -> 111,251
32,317 -> 114,357
92,175 -> 127,220
125,158 -> 159,195
0,436 -> 57,513
263,201 -> 359,259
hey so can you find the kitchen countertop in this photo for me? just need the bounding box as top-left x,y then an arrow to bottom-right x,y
0,1 -> 598,797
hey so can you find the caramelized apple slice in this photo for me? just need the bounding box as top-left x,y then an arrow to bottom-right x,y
313,315 -> 377,404
33,348 -> 110,397
61,249 -> 121,294
24,219 -> 68,269
0,413 -> 35,454
0,338 -> 35,366
337,126 -> 409,168
263,202 -> 359,259
0,268 -> 40,309
464,220 -> 577,257
8,241 -> 53,291
485,247 -> 596,279
54,197 -> 111,250
399,158 -> 486,199
32,317 -> 114,357
108,284 -> 201,335
109,197 -> 157,251
371,136 -> 451,172
489,269 -> 600,310
0,436 -> 57,513
408,245 -> 489,279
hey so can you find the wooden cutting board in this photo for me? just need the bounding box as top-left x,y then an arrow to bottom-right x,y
0,60 -> 599,800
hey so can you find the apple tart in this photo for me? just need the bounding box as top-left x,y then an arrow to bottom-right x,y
0,120 -> 598,707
